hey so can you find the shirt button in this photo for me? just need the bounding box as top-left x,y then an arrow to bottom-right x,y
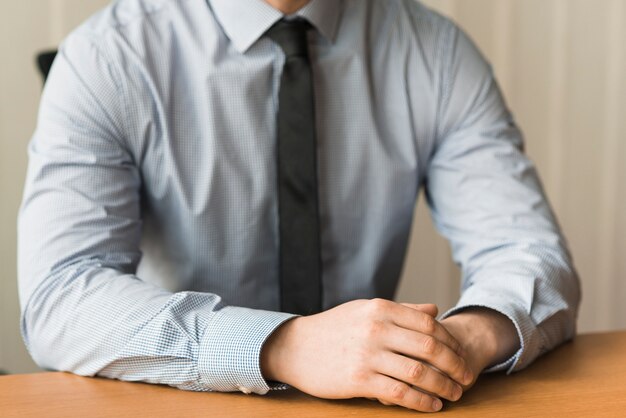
237,385 -> 252,394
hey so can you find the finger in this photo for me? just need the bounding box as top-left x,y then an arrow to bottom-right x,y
386,326 -> 472,386
368,374 -> 443,413
400,303 -> 438,318
392,305 -> 464,356
376,352 -> 462,401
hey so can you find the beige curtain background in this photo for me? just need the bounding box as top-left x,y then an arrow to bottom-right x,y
1,0 -> 624,374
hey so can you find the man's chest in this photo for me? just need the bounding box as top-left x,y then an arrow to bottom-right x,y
131,47 -> 434,217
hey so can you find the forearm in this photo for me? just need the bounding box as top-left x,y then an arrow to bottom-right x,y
427,16 -> 580,374
21,261 -> 294,392
22,262 -> 200,383
442,250 -> 580,374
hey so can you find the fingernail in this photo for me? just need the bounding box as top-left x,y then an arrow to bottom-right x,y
464,370 -> 473,384
432,399 -> 443,411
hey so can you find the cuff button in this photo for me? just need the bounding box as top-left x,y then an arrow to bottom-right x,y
237,385 -> 252,394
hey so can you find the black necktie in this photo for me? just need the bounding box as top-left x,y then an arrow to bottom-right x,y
266,19 -> 322,315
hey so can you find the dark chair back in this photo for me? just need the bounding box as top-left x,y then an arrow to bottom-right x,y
36,50 -> 58,83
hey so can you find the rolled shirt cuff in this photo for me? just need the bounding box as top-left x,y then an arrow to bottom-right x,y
198,306 -> 297,394
440,285 -> 543,374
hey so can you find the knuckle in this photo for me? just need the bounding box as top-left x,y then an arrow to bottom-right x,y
454,356 -> 467,377
364,319 -> 384,339
350,367 -> 370,385
407,361 -> 425,381
389,382 -> 409,402
422,336 -> 438,356
368,298 -> 388,315
422,315 -> 436,334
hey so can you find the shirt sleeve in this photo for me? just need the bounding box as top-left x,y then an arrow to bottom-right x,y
18,32 -> 295,395
427,23 -> 581,373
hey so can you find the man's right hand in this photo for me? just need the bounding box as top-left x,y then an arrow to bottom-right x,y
260,299 -> 473,412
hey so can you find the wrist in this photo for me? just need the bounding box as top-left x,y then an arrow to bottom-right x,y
441,308 -> 519,371
260,316 -> 302,383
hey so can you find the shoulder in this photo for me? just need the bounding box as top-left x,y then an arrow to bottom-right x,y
59,0 -> 199,78
351,0 -> 457,36
342,0 -> 460,60
61,0 -> 195,56
72,0 -> 180,37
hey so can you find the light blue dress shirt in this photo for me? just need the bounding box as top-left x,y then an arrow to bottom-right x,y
18,0 -> 580,395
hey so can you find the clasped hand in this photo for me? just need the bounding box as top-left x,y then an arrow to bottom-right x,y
261,299 -> 481,413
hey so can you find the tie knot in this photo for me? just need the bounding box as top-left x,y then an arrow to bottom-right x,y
266,19 -> 311,58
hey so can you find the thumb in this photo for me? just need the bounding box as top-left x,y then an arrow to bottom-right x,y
400,303 -> 439,318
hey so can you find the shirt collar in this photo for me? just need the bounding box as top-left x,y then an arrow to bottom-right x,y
208,0 -> 342,53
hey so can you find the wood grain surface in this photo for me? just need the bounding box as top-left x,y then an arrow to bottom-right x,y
2,332 -> 625,417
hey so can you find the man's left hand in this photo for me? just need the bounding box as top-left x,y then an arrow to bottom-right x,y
402,304 -> 520,390
438,308 -> 520,390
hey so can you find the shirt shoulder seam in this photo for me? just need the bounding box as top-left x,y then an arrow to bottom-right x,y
76,0 -> 191,39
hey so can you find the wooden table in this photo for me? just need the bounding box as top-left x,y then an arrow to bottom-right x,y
2,331 -> 626,417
